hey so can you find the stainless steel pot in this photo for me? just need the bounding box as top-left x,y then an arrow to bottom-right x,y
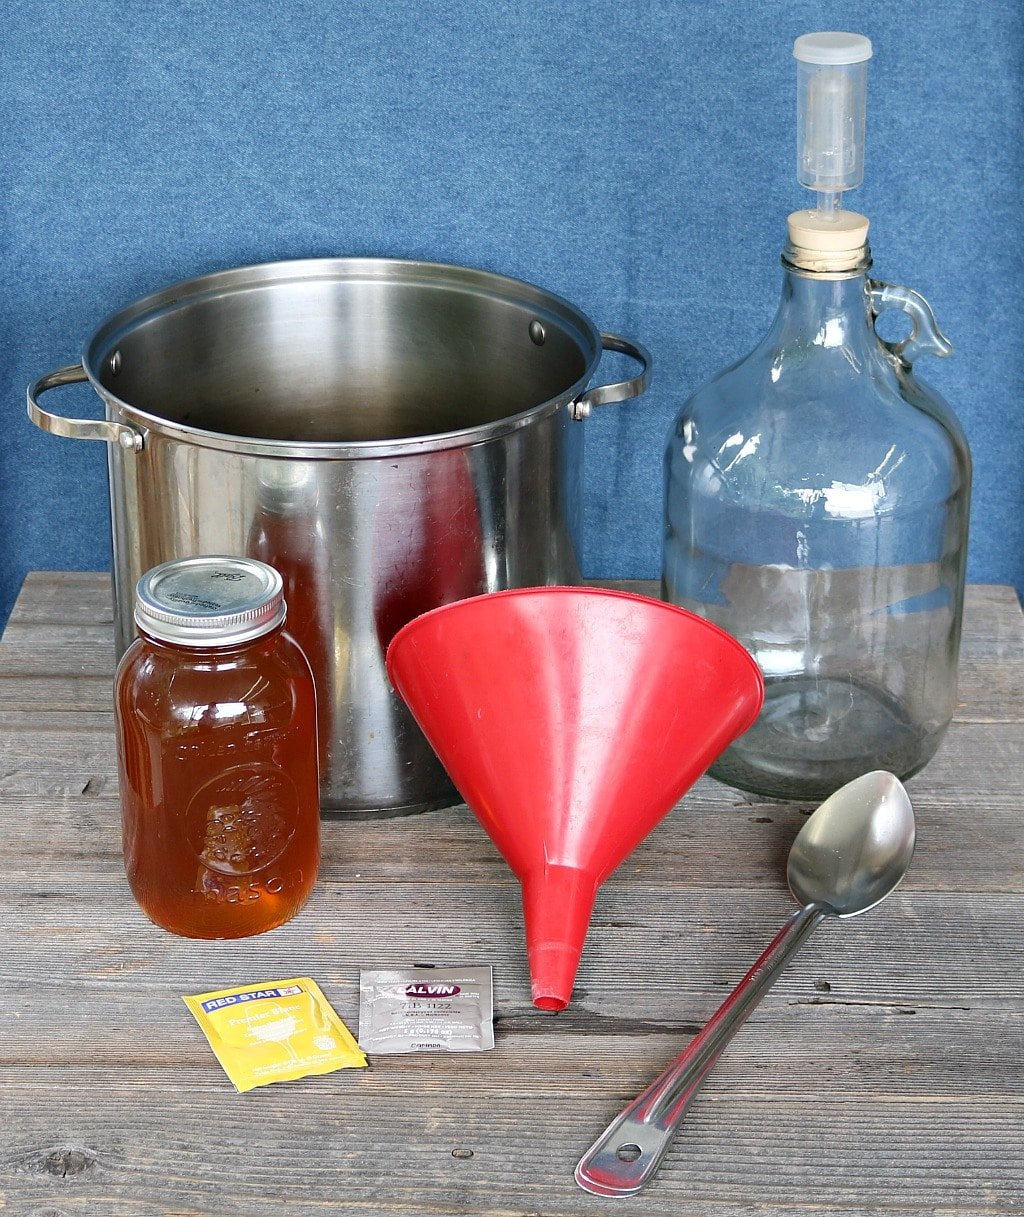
28,258 -> 650,815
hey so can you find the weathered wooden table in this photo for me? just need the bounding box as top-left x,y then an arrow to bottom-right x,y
0,573 -> 1021,1216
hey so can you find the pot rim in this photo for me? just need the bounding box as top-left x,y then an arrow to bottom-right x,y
82,257 -> 602,460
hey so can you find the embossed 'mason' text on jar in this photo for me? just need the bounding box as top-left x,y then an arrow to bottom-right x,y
114,556 -> 321,938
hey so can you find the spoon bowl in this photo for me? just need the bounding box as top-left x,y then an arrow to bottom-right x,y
788,770 -> 916,916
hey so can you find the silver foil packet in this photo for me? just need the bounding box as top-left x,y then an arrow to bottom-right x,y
358,966 -> 495,1054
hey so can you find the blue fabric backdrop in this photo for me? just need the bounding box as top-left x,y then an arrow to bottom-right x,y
2,0 -> 1021,628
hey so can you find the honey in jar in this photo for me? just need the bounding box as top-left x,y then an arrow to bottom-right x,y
114,556 -> 320,938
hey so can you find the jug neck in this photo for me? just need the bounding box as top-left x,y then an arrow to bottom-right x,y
766,266 -> 877,358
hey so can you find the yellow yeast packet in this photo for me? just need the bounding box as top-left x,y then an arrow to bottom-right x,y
184,977 -> 367,1093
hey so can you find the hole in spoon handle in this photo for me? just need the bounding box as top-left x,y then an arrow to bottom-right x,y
575,1111 -> 680,1197
575,905 -> 827,1196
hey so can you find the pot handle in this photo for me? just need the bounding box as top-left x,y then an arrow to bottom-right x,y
27,363 -> 145,452
571,333 -> 652,421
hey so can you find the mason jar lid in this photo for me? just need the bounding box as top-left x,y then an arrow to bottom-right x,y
134,556 -> 286,647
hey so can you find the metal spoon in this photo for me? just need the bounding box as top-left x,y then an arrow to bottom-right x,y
575,770 -> 916,1197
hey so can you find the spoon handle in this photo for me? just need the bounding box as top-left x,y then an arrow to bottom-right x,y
575,902 -> 826,1197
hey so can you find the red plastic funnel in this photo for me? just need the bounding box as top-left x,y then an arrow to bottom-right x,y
386,588 -> 764,1011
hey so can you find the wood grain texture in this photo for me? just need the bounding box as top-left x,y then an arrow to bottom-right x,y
0,572 -> 1021,1215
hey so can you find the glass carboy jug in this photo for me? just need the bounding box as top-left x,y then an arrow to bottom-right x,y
663,34 -> 971,801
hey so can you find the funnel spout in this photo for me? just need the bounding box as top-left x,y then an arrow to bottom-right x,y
521,864 -> 598,1012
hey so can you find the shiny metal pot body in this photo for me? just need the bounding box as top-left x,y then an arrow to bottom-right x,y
29,258 -> 650,815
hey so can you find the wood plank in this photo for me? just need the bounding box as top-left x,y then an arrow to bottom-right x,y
954,662 -> 1024,723
0,984 -> 1018,1098
0,870 -> 1019,1016
0,621 -> 117,678
0,663 -> 1020,897
0,719 -> 118,796
5,575 -> 1021,661
4,569 -> 115,626
0,673 -> 113,713
958,583 -> 1024,662
7,709 -> 1024,786
955,584 -> 1024,721
0,712 -> 1019,854
0,751 -> 1020,898
1,577 -> 1021,724
2,662 -> 1020,728
0,1077 -> 1020,1215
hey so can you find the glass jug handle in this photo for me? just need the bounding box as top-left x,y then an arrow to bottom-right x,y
869,280 -> 953,366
